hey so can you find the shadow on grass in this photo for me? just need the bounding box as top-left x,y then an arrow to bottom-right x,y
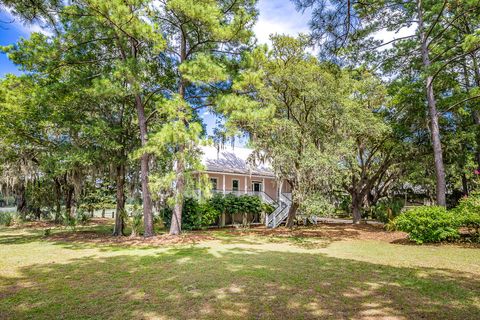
0,245 -> 479,319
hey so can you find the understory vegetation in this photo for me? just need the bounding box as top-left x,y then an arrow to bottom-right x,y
394,193 -> 480,243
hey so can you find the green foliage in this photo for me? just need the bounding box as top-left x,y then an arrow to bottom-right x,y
394,206 -> 459,244
163,197 -> 221,230
452,192 -> 480,240
162,194 -> 268,230
0,212 -> 14,226
130,205 -> 143,237
371,198 -> 404,223
76,210 -> 90,226
63,213 -> 77,231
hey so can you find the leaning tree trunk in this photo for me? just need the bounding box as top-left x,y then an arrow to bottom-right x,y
113,163 -> 126,236
135,94 -> 154,237
285,201 -> 299,228
418,0 -> 446,207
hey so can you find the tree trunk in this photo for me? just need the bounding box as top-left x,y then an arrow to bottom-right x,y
135,94 -> 154,237
221,212 -> 226,227
170,30 -> 188,236
54,178 -> 62,223
113,163 -> 126,236
65,185 -> 74,217
170,150 -> 185,235
470,54 -> 480,169
351,193 -> 362,224
462,173 -> 469,196
417,0 -> 446,207
16,183 -> 27,217
285,201 -> 299,228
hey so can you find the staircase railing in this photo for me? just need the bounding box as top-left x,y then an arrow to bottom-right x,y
266,192 -> 292,228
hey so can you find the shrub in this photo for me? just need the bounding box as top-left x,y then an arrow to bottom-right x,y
453,192 -> 480,239
394,206 -> 459,244
168,198 -> 221,230
63,212 -> 77,231
76,209 -> 90,225
130,205 -> 143,237
371,198 -> 404,223
0,211 -> 14,226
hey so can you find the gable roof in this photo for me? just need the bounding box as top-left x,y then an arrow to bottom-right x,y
200,145 -> 274,177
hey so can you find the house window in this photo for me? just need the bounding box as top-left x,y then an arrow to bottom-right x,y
232,179 -> 239,191
210,178 -> 218,190
252,181 -> 262,192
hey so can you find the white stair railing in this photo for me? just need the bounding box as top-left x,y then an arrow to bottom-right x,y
266,193 -> 292,228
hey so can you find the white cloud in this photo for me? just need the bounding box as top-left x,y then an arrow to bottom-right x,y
254,0 -> 310,46
373,25 -> 417,50
1,9 -> 52,36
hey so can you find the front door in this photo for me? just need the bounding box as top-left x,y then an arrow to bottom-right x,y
252,181 -> 262,192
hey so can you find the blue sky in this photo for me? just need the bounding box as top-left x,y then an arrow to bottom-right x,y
0,0 -> 310,137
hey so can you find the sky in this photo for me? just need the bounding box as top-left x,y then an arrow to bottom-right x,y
0,0 -> 310,140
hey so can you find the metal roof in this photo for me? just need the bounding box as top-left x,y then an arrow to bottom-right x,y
200,145 -> 274,177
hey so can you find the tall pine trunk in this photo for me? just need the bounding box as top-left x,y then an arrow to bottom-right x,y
170,149 -> 185,235
135,94 -> 154,237
170,30 -> 188,235
417,0 -> 446,206
113,163 -> 126,236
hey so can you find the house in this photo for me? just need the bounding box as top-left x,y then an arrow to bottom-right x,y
199,145 -> 292,228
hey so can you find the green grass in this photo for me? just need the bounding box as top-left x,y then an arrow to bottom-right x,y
1,225 -> 480,319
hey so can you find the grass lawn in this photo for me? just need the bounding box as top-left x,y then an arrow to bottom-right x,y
0,221 -> 479,319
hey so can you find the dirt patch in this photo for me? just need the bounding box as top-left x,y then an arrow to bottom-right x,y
9,218 -> 112,230
47,230 -> 215,246
225,223 -> 408,243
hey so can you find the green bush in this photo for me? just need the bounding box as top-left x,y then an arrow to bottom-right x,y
0,211 -> 14,226
394,206 -> 459,244
371,198 -> 404,223
130,205 -> 143,237
76,210 -> 90,225
63,212 -> 77,231
164,198 -> 221,230
452,192 -> 480,239
162,194 -> 267,230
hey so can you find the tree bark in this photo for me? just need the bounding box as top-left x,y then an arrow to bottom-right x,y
16,183 -> 27,217
53,178 -> 62,223
170,29 -> 188,235
135,94 -> 154,237
170,149 -> 185,235
113,163 -> 126,236
417,0 -> 446,207
351,194 -> 362,224
462,173 -> 469,196
285,201 -> 299,228
65,185 -> 74,217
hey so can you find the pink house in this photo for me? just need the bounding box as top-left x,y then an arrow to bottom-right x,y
199,146 -> 292,227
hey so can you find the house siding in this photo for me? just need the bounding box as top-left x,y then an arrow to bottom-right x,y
205,172 -> 279,200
